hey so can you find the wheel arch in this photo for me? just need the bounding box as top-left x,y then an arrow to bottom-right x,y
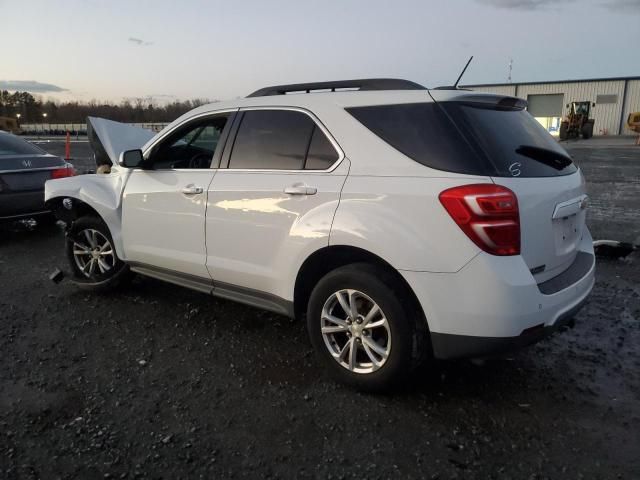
46,196 -> 102,223
294,245 -> 429,333
45,195 -> 126,259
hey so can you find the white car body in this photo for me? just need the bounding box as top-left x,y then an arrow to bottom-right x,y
45,81 -> 595,361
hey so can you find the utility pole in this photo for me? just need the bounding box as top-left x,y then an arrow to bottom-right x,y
508,58 -> 513,83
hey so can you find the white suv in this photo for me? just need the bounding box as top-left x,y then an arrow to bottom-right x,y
45,79 -> 595,391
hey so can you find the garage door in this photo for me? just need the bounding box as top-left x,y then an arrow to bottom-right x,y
527,94 -> 564,117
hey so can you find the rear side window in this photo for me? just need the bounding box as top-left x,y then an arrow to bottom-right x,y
443,103 -> 577,177
229,110 -> 312,169
305,126 -> 339,170
0,134 -> 44,156
346,103 -> 490,175
229,110 -> 340,170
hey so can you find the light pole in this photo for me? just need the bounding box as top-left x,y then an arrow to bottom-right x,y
42,112 -> 48,135
15,113 -> 21,128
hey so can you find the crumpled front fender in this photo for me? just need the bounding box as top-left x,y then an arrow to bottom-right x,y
44,169 -> 130,259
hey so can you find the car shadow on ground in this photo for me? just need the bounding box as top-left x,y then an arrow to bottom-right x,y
63,271 -> 540,401
0,219 -> 62,248
14,222 -> 584,403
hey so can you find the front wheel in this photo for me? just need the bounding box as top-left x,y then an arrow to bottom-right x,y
559,122 -> 569,140
65,216 -> 130,291
306,263 -> 421,391
581,122 -> 594,139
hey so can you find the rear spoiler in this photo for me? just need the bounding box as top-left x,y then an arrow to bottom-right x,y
443,94 -> 528,111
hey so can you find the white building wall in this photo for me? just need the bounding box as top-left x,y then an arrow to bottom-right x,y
622,80 -> 640,134
517,80 -> 624,136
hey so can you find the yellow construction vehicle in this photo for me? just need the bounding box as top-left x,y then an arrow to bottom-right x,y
559,101 -> 595,140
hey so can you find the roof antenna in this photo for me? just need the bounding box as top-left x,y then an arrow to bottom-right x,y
453,56 -> 474,89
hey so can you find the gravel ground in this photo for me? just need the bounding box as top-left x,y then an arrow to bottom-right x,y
0,140 -> 639,479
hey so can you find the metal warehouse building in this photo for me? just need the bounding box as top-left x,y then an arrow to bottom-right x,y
463,76 -> 640,136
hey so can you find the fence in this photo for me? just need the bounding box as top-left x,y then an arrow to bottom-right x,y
19,122 -> 170,136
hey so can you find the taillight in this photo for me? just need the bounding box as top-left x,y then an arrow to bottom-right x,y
439,184 -> 520,256
51,165 -> 75,179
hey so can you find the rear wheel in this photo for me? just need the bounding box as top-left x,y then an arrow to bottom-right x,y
581,122 -> 594,139
306,263 -> 421,391
65,216 -> 130,291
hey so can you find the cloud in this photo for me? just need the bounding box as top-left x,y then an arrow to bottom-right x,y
601,0 -> 640,12
0,80 -> 68,93
477,0 -> 574,10
128,37 -> 153,46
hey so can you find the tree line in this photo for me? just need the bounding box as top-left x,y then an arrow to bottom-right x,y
0,91 -> 215,124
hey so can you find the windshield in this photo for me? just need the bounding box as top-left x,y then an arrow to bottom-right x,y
0,134 -> 45,156
442,103 -> 577,177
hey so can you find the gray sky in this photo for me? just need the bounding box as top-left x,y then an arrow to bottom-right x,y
2,0 -> 638,103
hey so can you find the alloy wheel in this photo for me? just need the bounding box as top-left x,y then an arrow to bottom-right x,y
320,289 -> 391,374
72,228 -> 116,278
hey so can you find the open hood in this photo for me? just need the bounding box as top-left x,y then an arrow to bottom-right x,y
87,116 -> 157,166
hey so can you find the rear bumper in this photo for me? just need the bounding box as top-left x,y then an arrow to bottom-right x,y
0,190 -> 49,221
429,294 -> 587,359
401,229 -> 595,360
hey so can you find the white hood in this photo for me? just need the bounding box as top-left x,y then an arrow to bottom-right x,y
87,116 -> 157,165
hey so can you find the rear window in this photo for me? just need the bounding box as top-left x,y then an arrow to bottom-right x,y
0,134 -> 44,156
442,103 -> 577,177
347,102 -> 576,178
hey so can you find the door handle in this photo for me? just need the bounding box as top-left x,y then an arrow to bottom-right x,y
284,184 -> 317,195
181,185 -> 203,195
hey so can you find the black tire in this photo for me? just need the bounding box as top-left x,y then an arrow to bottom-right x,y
306,263 -> 424,392
581,122 -> 593,139
65,215 -> 131,292
559,123 -> 568,141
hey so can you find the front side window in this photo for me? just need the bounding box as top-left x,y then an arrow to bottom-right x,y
228,110 -> 339,170
147,115 -> 228,169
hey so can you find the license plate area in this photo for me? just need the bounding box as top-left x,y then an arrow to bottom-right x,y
553,213 -> 582,255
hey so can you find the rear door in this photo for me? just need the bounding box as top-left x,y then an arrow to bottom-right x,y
205,108 -> 347,297
442,101 -> 586,281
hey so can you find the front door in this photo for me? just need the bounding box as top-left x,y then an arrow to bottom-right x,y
121,111 -> 234,278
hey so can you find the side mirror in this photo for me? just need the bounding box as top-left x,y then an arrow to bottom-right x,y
119,149 -> 144,168
592,103 -> 596,107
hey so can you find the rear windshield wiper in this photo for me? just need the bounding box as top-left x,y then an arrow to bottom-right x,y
515,145 -> 573,170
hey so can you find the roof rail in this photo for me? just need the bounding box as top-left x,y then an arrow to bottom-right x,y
432,86 -> 472,90
246,78 -> 426,98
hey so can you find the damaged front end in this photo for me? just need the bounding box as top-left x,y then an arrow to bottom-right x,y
87,116 -> 156,168
45,116 -> 158,257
